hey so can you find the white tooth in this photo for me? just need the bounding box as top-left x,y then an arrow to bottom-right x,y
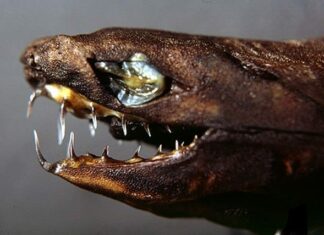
67,132 -> 76,159
57,100 -> 66,145
166,125 -> 172,133
157,144 -> 163,153
33,130 -> 51,171
89,121 -> 96,137
175,140 -> 179,150
101,145 -> 109,157
89,103 -> 97,137
121,115 -> 127,136
27,89 -> 42,118
133,145 -> 141,157
144,123 -> 151,137
181,141 -> 185,147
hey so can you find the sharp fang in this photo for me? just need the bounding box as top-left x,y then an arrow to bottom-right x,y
89,103 -> 97,137
57,100 -> 66,145
181,141 -> 185,147
121,115 -> 127,136
127,145 -> 143,163
175,140 -> 179,151
166,125 -> 172,133
133,145 -> 141,157
33,130 -> 51,171
157,144 -> 163,154
89,121 -> 96,137
27,89 -> 42,118
144,123 -> 151,137
101,145 -> 109,157
67,132 -> 76,159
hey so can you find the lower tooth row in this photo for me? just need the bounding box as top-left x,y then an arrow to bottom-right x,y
34,130 -> 193,168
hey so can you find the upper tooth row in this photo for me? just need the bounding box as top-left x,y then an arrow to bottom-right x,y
27,88 -> 172,145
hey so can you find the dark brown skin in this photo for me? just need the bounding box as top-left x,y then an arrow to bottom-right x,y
21,28 -> 324,209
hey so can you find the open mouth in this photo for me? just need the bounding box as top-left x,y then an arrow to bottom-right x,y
21,38 -> 217,204
27,82 -> 208,167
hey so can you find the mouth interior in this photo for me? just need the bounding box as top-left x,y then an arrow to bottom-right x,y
28,83 -> 207,160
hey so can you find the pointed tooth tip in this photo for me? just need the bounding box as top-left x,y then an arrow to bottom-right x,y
57,101 -> 66,145
67,131 -> 76,159
175,140 -> 179,150
27,90 -> 42,118
132,145 -> 141,157
90,103 -> 97,129
144,123 -> 151,137
33,130 -> 51,171
102,145 -> 109,157
89,120 -> 96,137
136,145 -> 141,153
121,115 -> 127,136
157,144 -> 163,154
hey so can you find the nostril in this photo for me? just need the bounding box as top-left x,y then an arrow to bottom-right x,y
26,54 -> 41,69
26,54 -> 36,66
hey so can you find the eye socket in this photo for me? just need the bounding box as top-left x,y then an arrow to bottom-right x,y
95,53 -> 166,107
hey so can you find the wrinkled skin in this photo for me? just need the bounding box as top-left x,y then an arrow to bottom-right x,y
21,28 -> 324,233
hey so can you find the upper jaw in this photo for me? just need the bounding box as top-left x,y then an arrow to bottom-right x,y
26,81 -> 208,151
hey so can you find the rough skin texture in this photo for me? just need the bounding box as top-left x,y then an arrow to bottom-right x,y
21,28 -> 324,211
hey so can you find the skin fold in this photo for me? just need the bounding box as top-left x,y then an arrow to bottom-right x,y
21,28 -> 324,232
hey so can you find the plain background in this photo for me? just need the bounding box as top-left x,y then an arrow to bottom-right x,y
0,0 -> 324,234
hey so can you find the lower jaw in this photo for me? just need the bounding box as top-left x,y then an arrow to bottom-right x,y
27,82 -> 219,205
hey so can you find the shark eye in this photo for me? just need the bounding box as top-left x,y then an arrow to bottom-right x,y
95,53 -> 166,107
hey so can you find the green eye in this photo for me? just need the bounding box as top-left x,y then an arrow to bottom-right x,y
95,53 -> 165,107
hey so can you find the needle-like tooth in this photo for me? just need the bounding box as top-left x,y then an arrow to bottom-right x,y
89,121 -> 95,137
89,103 -> 97,137
144,123 -> 151,137
133,145 -> 141,157
127,145 -> 144,163
181,141 -> 185,147
66,132 -> 76,159
57,100 -> 66,145
194,135 -> 198,141
175,140 -> 179,151
90,103 -> 97,128
33,130 -> 51,171
27,89 -> 42,118
157,144 -> 163,154
101,145 -> 109,158
166,125 -> 172,133
121,115 -> 127,136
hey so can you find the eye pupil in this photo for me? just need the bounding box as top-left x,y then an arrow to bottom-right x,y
95,53 -> 166,107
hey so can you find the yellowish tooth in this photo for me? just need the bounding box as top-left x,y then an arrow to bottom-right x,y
126,157 -> 144,164
43,84 -> 123,119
